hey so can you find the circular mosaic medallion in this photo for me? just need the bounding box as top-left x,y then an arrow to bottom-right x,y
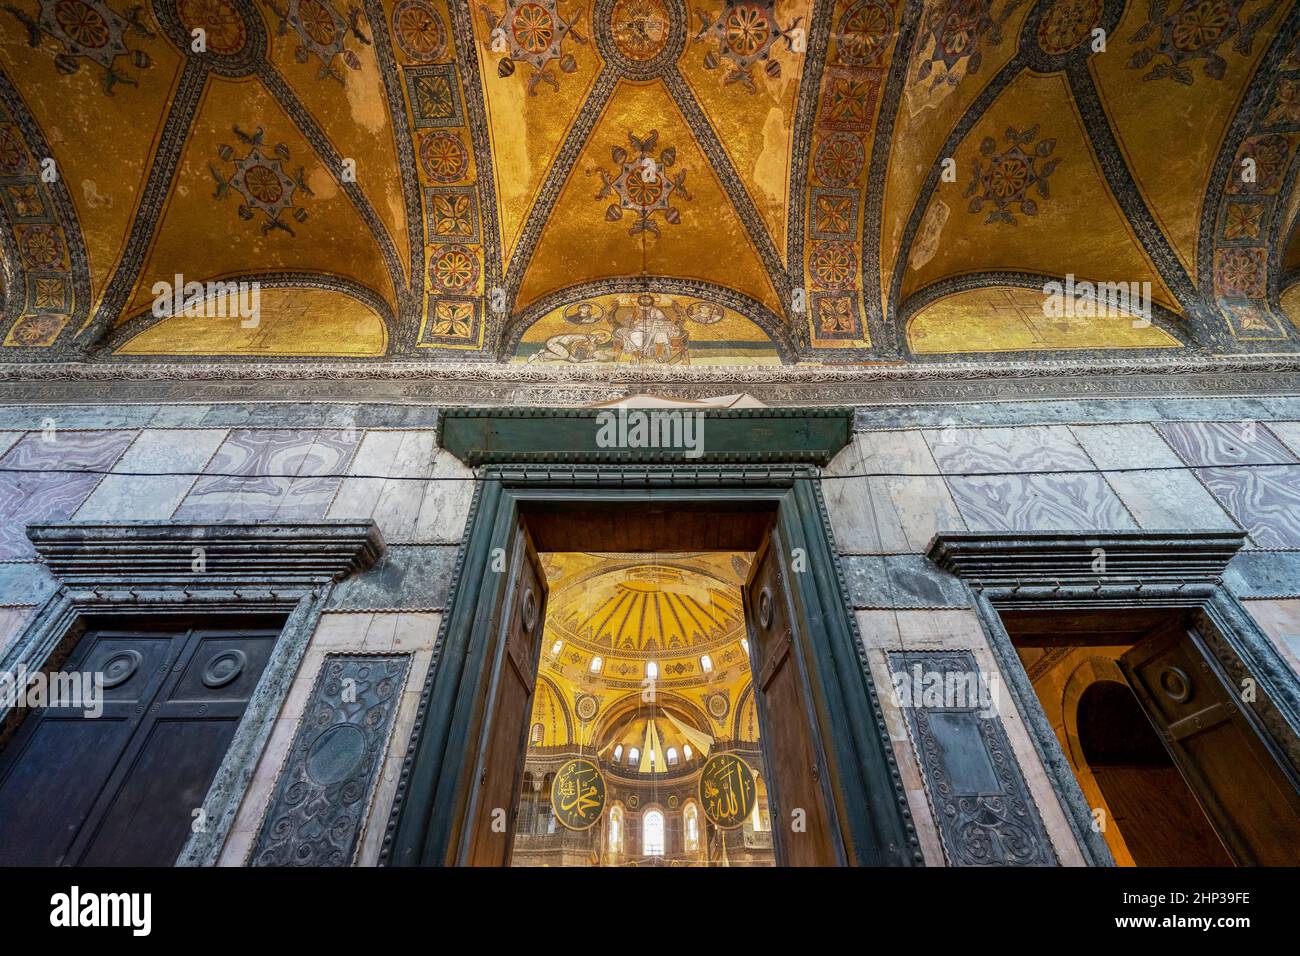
19,225 -> 63,269
699,752 -> 757,829
814,132 -> 866,187
177,0 -> 247,54
563,301 -> 605,324
8,313 -> 66,347
1037,0 -> 1103,54
575,694 -> 599,721
721,3 -> 772,59
707,692 -> 730,720
0,127 -> 29,174
594,0 -> 685,78
686,300 -> 724,324
429,244 -> 479,292
55,0 -> 112,50
835,0 -> 892,65
610,0 -> 671,60
393,0 -> 447,60
156,0 -> 266,75
810,240 -> 857,290
419,130 -> 469,182
551,757 -> 606,830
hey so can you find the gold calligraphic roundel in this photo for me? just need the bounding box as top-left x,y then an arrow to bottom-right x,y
699,752 -> 756,830
551,757 -> 607,831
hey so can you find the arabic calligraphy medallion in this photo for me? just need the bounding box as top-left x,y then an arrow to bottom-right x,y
551,757 -> 607,830
699,752 -> 756,829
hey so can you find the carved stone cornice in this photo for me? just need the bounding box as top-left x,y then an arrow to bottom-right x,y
927,531 -> 1248,591
2,354 -> 1300,406
27,521 -> 385,589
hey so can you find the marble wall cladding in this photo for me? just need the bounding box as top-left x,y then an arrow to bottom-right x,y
1241,599 -> 1300,674
0,606 -> 34,658
74,429 -> 227,521
944,473 -> 1137,533
1156,421 -> 1298,467
0,430 -> 137,558
925,425 -> 1097,475
325,431 -> 473,544
174,429 -> 360,522
1196,466 -> 1300,548
1267,422 -> 1300,458
834,422 -> 1271,547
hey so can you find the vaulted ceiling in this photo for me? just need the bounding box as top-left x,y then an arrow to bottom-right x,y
0,0 -> 1297,366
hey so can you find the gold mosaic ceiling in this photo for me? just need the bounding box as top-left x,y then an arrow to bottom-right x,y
1,0 -> 1298,365
529,552 -> 759,751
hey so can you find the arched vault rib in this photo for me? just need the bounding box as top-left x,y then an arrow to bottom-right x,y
785,0 -> 837,340
501,66 -> 620,316
857,0 -> 925,356
365,0 -> 427,322
1063,62 -> 1207,337
661,67 -> 789,308
82,58 -> 207,350
0,65 -> 93,356
886,56 -> 1023,331
497,276 -> 799,362
446,0 -> 503,350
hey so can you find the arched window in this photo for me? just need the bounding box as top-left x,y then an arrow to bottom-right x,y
683,744 -> 693,761
608,805 -> 624,854
643,809 -> 665,857
530,722 -> 544,744
684,802 -> 700,852
646,661 -> 658,680
628,747 -> 640,766
666,747 -> 678,767
700,654 -> 713,673
590,655 -> 603,673
550,639 -> 563,657
613,744 -> 623,761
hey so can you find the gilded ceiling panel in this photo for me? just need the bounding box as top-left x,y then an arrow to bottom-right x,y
902,70 -> 1178,314
514,77 -> 783,314
0,0 -> 1296,364
1091,0 -> 1289,282
0,5 -> 183,312
264,0 -> 412,281
119,73 -> 397,320
116,285 -> 387,354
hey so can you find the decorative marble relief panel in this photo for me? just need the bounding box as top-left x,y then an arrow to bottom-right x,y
889,650 -> 1056,867
251,654 -> 409,867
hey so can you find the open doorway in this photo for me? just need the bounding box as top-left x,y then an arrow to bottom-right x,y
510,551 -> 774,867
1008,608 -> 1300,866
385,472 -> 919,868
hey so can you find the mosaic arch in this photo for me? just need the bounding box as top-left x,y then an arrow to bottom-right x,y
0,0 -> 1298,365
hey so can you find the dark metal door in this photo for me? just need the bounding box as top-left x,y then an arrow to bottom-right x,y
0,624 -> 277,865
743,528 -> 843,865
